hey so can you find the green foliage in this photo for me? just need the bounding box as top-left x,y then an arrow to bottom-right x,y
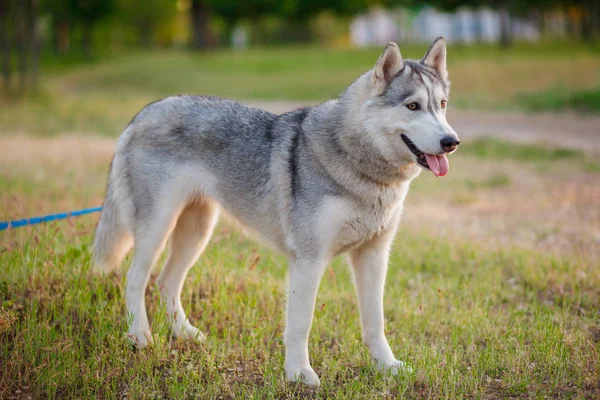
69,0 -> 115,25
117,0 -> 178,45
278,0 -> 370,20
206,0 -> 280,23
41,0 -> 71,23
42,0 -> 115,25
205,0 -> 369,26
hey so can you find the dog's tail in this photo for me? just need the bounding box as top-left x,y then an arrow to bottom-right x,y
92,159 -> 133,274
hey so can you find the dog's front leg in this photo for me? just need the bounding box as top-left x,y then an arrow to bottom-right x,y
350,234 -> 411,375
284,256 -> 328,387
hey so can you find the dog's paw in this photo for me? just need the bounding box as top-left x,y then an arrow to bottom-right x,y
172,322 -> 206,342
374,358 -> 413,375
285,365 -> 321,387
127,329 -> 154,348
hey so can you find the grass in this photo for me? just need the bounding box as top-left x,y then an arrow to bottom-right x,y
463,137 -> 582,162
0,135 -> 599,398
1,41 -> 599,136
517,86 -> 600,113
464,173 -> 512,190
1,221 -> 599,399
461,137 -> 600,172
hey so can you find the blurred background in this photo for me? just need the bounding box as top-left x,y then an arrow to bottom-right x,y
0,0 -> 599,100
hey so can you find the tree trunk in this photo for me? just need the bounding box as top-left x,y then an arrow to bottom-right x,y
55,22 -> 71,54
499,7 -> 513,47
581,0 -> 599,42
223,19 -> 236,47
30,0 -> 39,89
138,20 -> 153,47
0,0 -> 11,90
16,0 -> 28,94
581,0 -> 593,41
81,23 -> 93,58
190,0 -> 213,49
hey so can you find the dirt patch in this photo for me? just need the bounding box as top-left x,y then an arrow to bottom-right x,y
0,135 -> 115,167
404,171 -> 600,263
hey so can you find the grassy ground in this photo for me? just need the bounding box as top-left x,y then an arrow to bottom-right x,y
1,133 -> 599,399
517,86 -> 600,113
1,41 -> 599,136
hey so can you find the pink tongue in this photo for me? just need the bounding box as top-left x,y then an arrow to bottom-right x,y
424,154 -> 449,177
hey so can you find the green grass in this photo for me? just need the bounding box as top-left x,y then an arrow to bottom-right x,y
1,41 -> 600,136
517,86 -> 600,113
464,137 -> 582,162
461,137 -> 600,172
464,173 -> 512,190
1,221 -> 599,399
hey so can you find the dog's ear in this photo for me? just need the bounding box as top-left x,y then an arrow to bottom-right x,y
422,36 -> 447,79
372,42 -> 403,94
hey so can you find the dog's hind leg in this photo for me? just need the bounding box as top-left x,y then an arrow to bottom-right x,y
126,204 -> 180,347
156,199 -> 219,341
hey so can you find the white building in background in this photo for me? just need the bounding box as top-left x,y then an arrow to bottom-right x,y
350,6 -> 539,46
476,8 -> 502,42
350,8 -> 398,47
412,7 -> 455,42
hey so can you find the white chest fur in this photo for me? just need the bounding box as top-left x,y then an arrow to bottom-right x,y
315,183 -> 410,256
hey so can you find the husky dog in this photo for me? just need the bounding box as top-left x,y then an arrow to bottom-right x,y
93,37 -> 459,386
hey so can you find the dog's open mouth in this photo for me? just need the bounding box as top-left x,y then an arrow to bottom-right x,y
401,134 -> 449,177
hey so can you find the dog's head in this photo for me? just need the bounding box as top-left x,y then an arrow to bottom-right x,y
354,37 -> 459,177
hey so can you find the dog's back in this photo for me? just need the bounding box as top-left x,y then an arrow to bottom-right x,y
93,95 -> 309,271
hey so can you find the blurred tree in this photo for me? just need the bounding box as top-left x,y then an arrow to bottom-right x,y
68,0 -> 116,56
579,0 -> 599,41
1,0 -> 40,94
42,0 -> 73,54
0,0 -> 11,90
205,0 -> 370,44
119,0 -> 177,46
191,0 -> 214,48
16,0 -> 29,92
30,0 -> 40,87
41,0 -> 115,56
205,0 -> 278,42
280,0 -> 370,21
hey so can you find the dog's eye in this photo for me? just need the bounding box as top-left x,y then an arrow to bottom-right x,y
441,100 -> 448,109
406,102 -> 419,111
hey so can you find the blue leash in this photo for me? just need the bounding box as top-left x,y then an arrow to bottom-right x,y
0,206 -> 102,231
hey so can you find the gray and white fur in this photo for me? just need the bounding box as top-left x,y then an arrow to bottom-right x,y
93,37 -> 459,387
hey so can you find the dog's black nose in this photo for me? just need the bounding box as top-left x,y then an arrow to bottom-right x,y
440,136 -> 460,153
